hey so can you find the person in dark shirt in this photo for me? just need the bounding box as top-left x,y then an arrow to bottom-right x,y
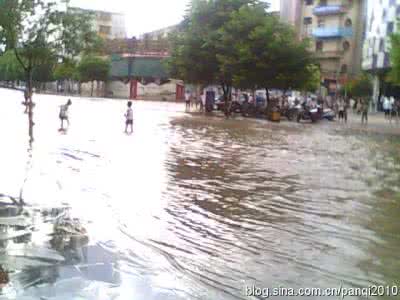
59,99 -> 72,130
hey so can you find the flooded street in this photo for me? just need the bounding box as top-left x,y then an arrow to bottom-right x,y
0,88 -> 399,299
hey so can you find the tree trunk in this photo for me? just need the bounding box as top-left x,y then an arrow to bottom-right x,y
222,84 -> 232,118
265,88 -> 270,103
91,81 -> 94,97
26,70 -> 34,144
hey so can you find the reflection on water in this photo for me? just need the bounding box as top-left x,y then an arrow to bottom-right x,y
0,88 -> 399,299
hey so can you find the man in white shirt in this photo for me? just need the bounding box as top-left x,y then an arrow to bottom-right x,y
185,91 -> 191,111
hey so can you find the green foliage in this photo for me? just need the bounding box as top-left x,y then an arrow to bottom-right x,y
60,8 -> 105,57
302,64 -> 321,92
218,6 -> 315,92
345,74 -> 372,97
0,50 -> 24,81
0,0 -> 100,79
167,0 -> 315,96
167,0 -> 267,88
77,55 -> 110,83
389,27 -> 400,85
54,59 -> 77,81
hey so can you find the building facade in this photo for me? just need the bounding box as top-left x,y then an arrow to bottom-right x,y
295,0 -> 366,94
280,0 -> 302,30
70,7 -> 127,40
362,0 -> 398,71
362,0 -> 400,108
139,25 -> 178,40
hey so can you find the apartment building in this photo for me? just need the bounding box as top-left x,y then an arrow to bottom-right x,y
296,0 -> 366,94
280,0 -> 302,29
70,7 -> 127,40
362,0 -> 400,108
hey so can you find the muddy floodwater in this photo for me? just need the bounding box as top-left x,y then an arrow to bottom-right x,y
0,88 -> 399,299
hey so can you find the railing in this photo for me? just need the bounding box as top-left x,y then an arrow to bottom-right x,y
313,5 -> 346,16
312,27 -> 353,38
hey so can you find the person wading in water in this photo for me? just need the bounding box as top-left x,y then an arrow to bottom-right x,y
59,99 -> 72,131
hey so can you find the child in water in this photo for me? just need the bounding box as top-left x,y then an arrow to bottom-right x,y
59,99 -> 72,131
125,101 -> 134,134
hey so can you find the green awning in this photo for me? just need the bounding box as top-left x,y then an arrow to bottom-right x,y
111,56 -> 168,79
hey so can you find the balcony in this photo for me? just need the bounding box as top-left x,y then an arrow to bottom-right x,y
314,50 -> 344,59
312,27 -> 353,38
313,5 -> 346,16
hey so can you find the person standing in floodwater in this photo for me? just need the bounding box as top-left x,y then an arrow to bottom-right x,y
394,98 -> 400,124
125,101 -> 134,134
59,99 -> 72,131
338,98 -> 346,122
361,98 -> 369,124
185,91 -> 191,112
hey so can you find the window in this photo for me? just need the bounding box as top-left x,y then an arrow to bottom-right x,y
319,0 -> 327,6
340,64 -> 348,74
316,40 -> 323,51
382,9 -> 387,20
318,19 -> 325,27
305,0 -> 314,5
99,25 -> 111,35
304,17 -> 312,25
387,22 -> 394,34
99,12 -> 112,22
343,41 -> 350,51
345,18 -> 352,27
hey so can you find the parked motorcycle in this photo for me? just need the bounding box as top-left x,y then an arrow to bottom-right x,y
280,106 -> 298,121
296,104 -> 322,123
322,108 -> 335,121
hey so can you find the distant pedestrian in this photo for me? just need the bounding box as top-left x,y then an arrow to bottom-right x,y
361,98 -> 369,124
338,98 -> 346,122
201,93 -> 206,113
124,101 -> 134,134
390,96 -> 396,122
383,96 -> 391,119
185,91 -> 191,112
59,99 -> 72,131
394,98 -> 400,124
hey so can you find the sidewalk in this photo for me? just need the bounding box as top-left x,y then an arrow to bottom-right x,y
334,112 -> 400,136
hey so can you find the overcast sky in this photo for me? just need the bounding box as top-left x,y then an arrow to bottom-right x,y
69,0 -> 280,37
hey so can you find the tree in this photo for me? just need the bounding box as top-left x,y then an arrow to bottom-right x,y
0,50 -> 24,85
0,0 -> 99,143
167,0 -> 267,108
345,74 -> 372,98
389,26 -> 400,85
217,5 -> 315,99
54,58 -> 77,93
302,64 -> 321,93
77,55 -> 110,97
168,0 -> 315,115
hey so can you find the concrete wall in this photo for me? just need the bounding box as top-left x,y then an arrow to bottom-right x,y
106,80 -> 130,99
105,79 -> 184,101
80,81 -> 107,97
